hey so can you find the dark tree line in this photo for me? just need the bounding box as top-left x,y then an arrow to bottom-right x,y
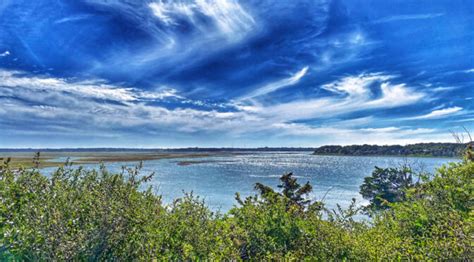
313,143 -> 465,157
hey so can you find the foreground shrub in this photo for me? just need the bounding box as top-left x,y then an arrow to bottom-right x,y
158,193 -> 237,260
230,173 -> 359,260
356,159 -> 473,260
0,155 -> 472,260
0,162 -> 165,260
359,165 -> 416,212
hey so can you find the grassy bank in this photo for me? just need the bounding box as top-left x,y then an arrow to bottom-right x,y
0,151 -> 234,169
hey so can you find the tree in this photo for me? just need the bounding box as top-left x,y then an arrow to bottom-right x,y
359,166 -> 416,211
253,172 -> 314,209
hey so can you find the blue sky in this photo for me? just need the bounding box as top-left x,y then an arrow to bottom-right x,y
0,0 -> 473,148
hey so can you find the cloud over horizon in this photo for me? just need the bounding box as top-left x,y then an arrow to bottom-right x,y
0,0 -> 473,147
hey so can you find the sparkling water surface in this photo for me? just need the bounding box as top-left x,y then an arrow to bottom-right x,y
41,152 -> 457,212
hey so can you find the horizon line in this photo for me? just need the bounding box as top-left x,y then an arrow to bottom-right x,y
0,142 -> 465,151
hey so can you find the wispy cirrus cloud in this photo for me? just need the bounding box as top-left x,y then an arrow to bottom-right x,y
1,0 -> 472,147
239,66 -> 309,100
0,70 -> 181,102
76,0 -> 261,85
54,14 -> 94,24
148,0 -> 255,41
0,69 -> 430,143
321,73 -> 392,96
372,13 -> 444,24
405,106 -> 464,120
0,50 -> 10,57
268,123 -> 449,145
249,73 -> 426,121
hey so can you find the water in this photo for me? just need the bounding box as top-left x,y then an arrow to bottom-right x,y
42,152 -> 457,213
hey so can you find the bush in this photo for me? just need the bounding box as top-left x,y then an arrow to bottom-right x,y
359,165 -> 417,211
158,193 -> 237,260
0,155 -> 472,260
0,162 -> 165,260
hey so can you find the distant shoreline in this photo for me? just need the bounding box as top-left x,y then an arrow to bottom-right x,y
0,146 -> 462,169
312,143 -> 466,158
0,142 -> 466,153
0,147 -> 316,153
311,153 -> 460,159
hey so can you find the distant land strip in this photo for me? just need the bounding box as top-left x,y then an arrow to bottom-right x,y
0,147 -> 317,153
312,143 -> 467,158
0,143 -> 467,158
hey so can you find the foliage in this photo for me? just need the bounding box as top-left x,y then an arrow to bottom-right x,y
313,142 -> 465,157
359,165 -> 417,211
0,160 -> 164,260
0,153 -> 472,260
356,159 -> 473,260
252,172 -> 315,208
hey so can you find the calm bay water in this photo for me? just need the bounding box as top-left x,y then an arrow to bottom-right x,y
42,152 -> 457,212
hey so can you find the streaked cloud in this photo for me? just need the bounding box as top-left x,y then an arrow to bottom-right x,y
269,123 -> 448,145
148,0 -> 255,40
0,70 -> 424,132
0,69 -> 435,147
149,2 -> 178,26
406,107 -> 464,120
0,0 -> 472,147
0,70 -> 137,102
239,66 -> 309,100
253,74 -> 425,121
0,50 -> 10,57
365,83 -> 424,107
54,15 -> 94,24
373,13 -> 444,24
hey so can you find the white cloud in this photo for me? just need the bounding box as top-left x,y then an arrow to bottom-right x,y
268,123 -> 444,145
149,2 -> 178,25
194,0 -> 255,38
0,50 -> 10,57
373,13 -> 444,24
431,86 -> 457,92
321,73 -> 392,96
239,66 -> 309,100
138,88 -> 183,100
54,14 -> 93,24
0,69 -> 438,145
253,73 -> 425,121
451,117 -> 474,123
0,70 -> 181,102
406,106 -> 463,120
148,0 -> 255,41
366,83 -> 424,107
84,0 -> 259,80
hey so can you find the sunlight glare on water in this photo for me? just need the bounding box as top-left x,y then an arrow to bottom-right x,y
42,152 -> 458,213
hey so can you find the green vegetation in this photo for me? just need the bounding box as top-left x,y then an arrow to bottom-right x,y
0,152 -> 224,169
360,165 -> 418,212
1,148 -> 472,260
0,156 -> 59,169
313,142 -> 465,157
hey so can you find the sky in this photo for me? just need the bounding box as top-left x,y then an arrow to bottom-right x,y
0,0 -> 473,148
